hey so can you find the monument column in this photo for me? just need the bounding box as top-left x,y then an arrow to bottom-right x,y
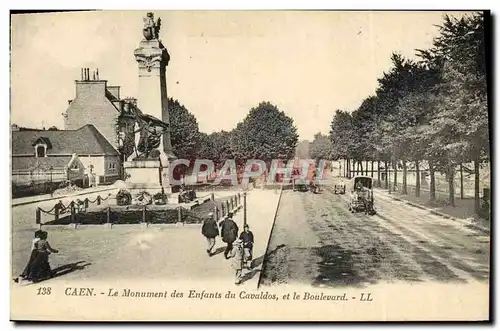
130,12 -> 176,192
134,14 -> 174,159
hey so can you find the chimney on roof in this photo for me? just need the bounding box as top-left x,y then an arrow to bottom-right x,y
74,68 -> 107,98
107,86 -> 121,100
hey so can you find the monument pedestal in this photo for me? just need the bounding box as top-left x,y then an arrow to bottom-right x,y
124,158 -> 173,195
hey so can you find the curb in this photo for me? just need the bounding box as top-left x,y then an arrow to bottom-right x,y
12,187 -> 118,207
257,186 -> 284,289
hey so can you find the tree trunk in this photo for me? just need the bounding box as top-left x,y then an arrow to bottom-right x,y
377,161 -> 381,187
429,161 -> 436,202
415,160 -> 420,197
474,158 -> 480,214
359,160 -> 363,174
402,159 -> 407,195
352,159 -> 356,176
365,160 -> 369,176
371,160 -> 374,178
384,160 -> 389,191
447,168 -> 455,207
393,160 -> 398,192
460,164 -> 464,199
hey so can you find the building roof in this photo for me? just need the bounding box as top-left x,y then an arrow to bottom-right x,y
12,124 -> 120,156
12,156 -> 72,171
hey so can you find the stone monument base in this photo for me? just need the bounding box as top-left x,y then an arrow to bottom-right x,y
123,159 -> 173,195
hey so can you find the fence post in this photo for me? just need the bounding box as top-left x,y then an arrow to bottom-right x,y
97,195 -> 101,205
230,196 -> 234,211
177,206 -> 182,224
221,203 -> 225,217
84,198 -> 89,210
211,193 -> 215,201
54,203 -> 60,222
226,200 -> 230,215
142,206 -> 147,224
36,207 -> 41,226
70,201 -> 75,223
106,206 -> 111,224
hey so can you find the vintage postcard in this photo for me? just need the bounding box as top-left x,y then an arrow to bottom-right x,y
10,10 -> 491,321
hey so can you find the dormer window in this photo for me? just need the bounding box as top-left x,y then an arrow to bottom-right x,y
32,137 -> 52,158
36,145 -> 46,157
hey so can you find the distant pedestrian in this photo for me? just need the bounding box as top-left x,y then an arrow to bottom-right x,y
219,212 -> 239,259
201,212 -> 219,256
239,224 -> 254,269
228,239 -> 244,285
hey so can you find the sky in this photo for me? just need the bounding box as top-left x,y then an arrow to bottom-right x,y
10,10 -> 474,141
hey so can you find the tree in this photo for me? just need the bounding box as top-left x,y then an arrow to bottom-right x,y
309,133 -> 333,163
351,96 -> 380,177
207,130 -> 235,168
231,101 -> 299,167
329,110 -> 354,177
168,98 -> 202,161
196,132 -> 214,160
419,13 -> 488,208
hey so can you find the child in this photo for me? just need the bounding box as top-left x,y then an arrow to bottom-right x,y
239,224 -> 254,269
14,230 -> 43,283
229,239 -> 244,285
28,231 -> 59,283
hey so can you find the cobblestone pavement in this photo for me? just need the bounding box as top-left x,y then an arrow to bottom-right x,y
260,176 -> 490,288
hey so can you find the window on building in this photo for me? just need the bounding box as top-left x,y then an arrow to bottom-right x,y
36,145 -> 46,158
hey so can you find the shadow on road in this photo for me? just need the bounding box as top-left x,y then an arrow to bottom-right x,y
211,246 -> 226,257
52,261 -> 91,279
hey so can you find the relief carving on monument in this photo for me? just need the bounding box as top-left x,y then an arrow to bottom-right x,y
135,53 -> 164,72
119,106 -> 170,161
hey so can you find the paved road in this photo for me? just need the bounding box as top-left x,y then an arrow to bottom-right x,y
260,177 -> 490,288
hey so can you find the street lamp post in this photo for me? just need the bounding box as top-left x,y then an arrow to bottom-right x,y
243,191 -> 247,227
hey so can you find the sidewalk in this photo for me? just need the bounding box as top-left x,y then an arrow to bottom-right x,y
373,187 -> 490,232
12,189 -> 282,289
12,185 -> 119,207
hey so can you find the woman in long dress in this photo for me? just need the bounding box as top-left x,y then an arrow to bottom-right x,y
28,231 -> 59,283
13,230 -> 43,283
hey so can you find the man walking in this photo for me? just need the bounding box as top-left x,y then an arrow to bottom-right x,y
201,212 -> 219,256
219,212 -> 239,259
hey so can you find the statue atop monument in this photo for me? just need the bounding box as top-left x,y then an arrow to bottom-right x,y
142,12 -> 161,40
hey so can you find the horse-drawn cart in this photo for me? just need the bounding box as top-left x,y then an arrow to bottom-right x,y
347,176 -> 376,215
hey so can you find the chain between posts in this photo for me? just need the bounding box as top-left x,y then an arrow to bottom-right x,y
35,192 -> 244,227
